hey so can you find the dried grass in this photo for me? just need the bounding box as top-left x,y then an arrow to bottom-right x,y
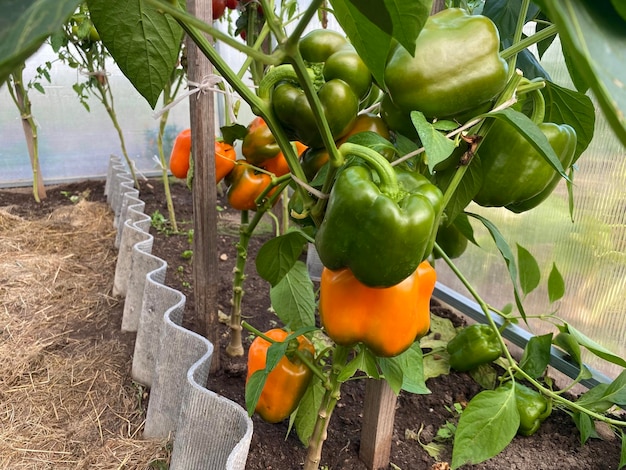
0,200 -> 170,469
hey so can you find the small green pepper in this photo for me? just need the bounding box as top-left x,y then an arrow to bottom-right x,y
447,324 -> 503,372
503,381 -> 552,436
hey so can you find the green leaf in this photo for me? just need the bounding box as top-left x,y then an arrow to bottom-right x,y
468,212 -> 528,321
486,107 -> 568,179
451,387 -> 520,468
601,370 -> 626,406
378,360 -> 403,395
554,332 -> 583,365
380,343 -> 430,395
566,323 -> 626,368
411,111 -> 457,173
541,80 -> 595,162
328,0 -> 431,86
420,314 -> 457,350
423,353 -> 450,381
534,0 -> 626,146
612,0 -> 626,21
436,158 -> 483,225
576,383 -> 615,413
517,244 -> 541,296
482,0 -> 540,46
269,261 -> 316,331
87,0 -> 184,108
256,231 -> 307,286
294,376 -> 325,446
347,131 -> 396,160
518,333 -> 553,379
572,411 -> 599,445
453,212 -> 478,246
337,347 -> 379,382
547,262 -> 565,303
0,0 -> 83,85
220,123 -> 248,146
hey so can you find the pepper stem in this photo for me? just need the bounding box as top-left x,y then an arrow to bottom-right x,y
337,142 -> 399,197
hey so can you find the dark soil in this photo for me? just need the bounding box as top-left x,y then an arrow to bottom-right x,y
2,178 -> 623,470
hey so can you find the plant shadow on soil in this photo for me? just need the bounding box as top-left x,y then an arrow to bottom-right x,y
3,178 -> 622,470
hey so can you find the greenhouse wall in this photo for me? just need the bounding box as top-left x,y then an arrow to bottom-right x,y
435,38 -> 626,379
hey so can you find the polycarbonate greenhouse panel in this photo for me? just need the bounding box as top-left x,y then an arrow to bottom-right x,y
0,45 -> 190,187
435,38 -> 626,379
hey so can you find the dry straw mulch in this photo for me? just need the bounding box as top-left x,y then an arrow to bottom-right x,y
0,198 -> 170,469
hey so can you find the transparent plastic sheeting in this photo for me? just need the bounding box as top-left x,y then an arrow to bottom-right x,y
106,156 -> 252,469
435,39 -> 626,379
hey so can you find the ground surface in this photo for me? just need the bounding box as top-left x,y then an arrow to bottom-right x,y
1,178 -> 623,470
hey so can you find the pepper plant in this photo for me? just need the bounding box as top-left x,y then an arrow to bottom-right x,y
2,0 -> 626,469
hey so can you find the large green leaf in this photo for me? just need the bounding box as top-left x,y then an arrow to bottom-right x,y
87,0 -> 184,108
269,261 -> 316,331
534,0 -> 626,146
329,0 -> 432,86
451,387 -> 520,468
0,0 -> 82,85
256,231 -> 307,287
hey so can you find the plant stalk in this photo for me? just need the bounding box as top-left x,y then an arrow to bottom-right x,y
304,345 -> 350,470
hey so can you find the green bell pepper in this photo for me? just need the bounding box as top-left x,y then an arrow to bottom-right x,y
384,8 -> 508,120
503,382 -> 552,436
473,120 -> 577,211
434,221 -> 469,260
447,324 -> 503,372
270,29 -> 372,149
314,143 -> 443,288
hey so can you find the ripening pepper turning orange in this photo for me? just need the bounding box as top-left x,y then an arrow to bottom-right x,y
241,117 -> 281,165
261,141 -> 307,177
319,261 -> 436,357
246,329 -> 315,423
226,162 -> 277,211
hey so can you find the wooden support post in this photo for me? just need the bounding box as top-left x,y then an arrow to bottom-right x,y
187,0 -> 220,373
359,380 -> 398,470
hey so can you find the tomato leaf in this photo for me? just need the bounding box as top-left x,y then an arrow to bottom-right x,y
256,231 -> 308,286
328,0 -> 431,86
534,0 -> 626,146
0,0 -> 83,85
87,0 -> 185,108
451,387 -> 520,468
517,243 -> 540,296
269,261 -> 316,331
547,262 -> 565,303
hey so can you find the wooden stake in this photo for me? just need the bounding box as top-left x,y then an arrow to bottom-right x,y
359,380 -> 398,470
187,0 -> 220,373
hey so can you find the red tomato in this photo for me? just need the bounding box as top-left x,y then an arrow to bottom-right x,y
213,0 -> 227,20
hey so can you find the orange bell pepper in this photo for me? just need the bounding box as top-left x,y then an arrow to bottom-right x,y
246,329 -> 315,423
169,128 -> 192,179
261,141 -> 307,177
215,141 -> 236,183
319,260 -> 436,357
